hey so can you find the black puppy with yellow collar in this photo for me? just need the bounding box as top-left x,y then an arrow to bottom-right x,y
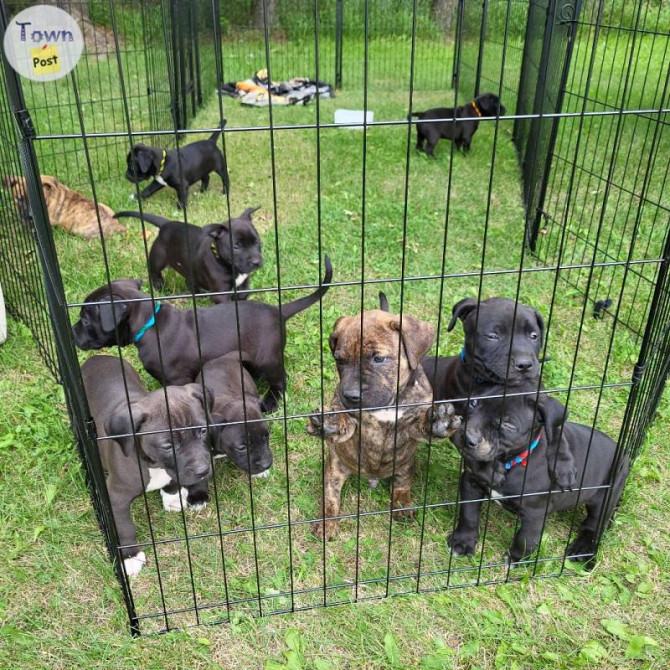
125,121 -> 229,208
115,207 -> 262,303
410,93 -> 506,156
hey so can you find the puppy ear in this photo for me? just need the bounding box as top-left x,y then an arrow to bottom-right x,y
393,315 -> 435,369
329,316 -> 346,354
378,292 -> 390,313
98,300 -> 129,333
535,394 -> 568,447
104,404 -> 146,457
447,298 -> 478,332
184,383 -> 215,415
41,175 -> 59,188
207,412 -> 225,448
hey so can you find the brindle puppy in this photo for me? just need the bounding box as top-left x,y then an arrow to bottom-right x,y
4,175 -> 124,238
307,309 -> 461,540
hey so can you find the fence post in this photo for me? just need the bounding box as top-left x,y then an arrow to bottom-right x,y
527,0 -> 582,250
0,5 -> 140,636
452,0 -> 464,89
473,0 -> 488,97
335,0 -> 343,88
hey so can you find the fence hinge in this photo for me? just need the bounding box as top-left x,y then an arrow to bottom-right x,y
556,1 -> 578,25
13,107 -> 36,139
632,362 -> 646,384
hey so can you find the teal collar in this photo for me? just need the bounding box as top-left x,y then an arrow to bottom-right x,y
504,430 -> 543,470
134,301 -> 161,343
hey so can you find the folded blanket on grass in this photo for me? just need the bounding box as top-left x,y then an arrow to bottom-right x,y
219,69 -> 334,107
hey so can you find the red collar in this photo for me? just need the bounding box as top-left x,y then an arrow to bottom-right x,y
503,430 -> 542,470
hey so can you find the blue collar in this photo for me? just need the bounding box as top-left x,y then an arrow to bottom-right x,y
460,346 -> 485,385
133,301 -> 161,343
503,430 -> 543,470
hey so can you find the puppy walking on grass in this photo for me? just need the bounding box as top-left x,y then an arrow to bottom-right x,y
307,309 -> 461,540
125,120 -> 230,208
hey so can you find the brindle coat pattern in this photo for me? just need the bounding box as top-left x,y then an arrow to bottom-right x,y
4,175 -> 125,239
308,310 -> 461,540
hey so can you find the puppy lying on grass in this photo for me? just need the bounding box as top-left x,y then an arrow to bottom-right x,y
4,175 -> 124,239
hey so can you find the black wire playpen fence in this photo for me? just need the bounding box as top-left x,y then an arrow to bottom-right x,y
0,0 -> 668,635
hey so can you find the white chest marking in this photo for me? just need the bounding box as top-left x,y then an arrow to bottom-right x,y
155,175 -> 168,187
235,273 -> 248,287
146,467 -> 172,492
371,408 -> 406,422
251,468 -> 271,479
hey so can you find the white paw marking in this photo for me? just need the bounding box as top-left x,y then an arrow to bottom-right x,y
146,468 -> 172,492
160,487 -> 189,512
155,175 -> 168,187
213,453 -> 228,460
371,408 -> 406,422
188,501 -> 207,511
124,551 -> 146,577
490,489 -> 504,506
251,468 -> 271,479
235,273 -> 248,288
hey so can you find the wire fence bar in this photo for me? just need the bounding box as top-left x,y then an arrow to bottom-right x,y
0,0 -> 667,636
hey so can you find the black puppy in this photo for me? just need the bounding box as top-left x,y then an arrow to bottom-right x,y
114,207 -> 262,303
422,297 -> 577,490
82,355 -> 213,577
196,352 -> 272,477
448,388 -> 629,565
410,93 -> 506,156
125,121 -> 230,208
72,256 -> 332,412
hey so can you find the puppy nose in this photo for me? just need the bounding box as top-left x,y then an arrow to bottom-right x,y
465,431 -> 479,450
343,389 -> 361,405
515,358 -> 533,372
251,258 -> 262,268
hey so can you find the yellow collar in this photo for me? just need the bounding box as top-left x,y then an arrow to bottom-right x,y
158,149 -> 167,175
471,100 -> 482,117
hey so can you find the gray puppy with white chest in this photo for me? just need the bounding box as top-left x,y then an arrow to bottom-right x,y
81,355 -> 213,577
115,207 -> 263,302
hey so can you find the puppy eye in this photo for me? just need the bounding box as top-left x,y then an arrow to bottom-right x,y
233,243 -> 241,250
486,332 -> 500,341
468,399 -> 478,408
161,442 -> 174,451
199,428 -> 207,439
372,354 -> 387,364
529,331 -> 539,340
501,421 -> 516,431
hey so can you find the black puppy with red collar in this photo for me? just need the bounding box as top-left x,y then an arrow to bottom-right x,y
410,93 -> 506,156
448,386 -> 629,565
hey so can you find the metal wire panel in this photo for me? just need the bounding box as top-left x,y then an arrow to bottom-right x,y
0,0 -> 667,638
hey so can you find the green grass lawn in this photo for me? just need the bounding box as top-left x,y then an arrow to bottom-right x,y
1,23 -> 670,669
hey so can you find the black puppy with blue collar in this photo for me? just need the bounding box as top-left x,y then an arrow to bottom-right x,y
448,386 -> 629,565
